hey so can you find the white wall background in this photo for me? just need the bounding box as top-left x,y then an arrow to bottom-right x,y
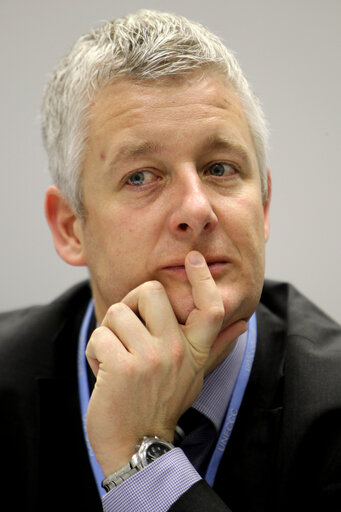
1,0 -> 340,324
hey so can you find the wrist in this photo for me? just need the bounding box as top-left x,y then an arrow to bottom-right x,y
102,436 -> 175,491
97,445 -> 138,478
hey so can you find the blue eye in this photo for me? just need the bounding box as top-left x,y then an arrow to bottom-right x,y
127,171 -> 155,186
128,172 -> 145,185
208,163 -> 235,176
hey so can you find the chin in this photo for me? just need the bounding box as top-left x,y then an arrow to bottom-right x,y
220,284 -> 263,329
164,277 -> 263,330
167,292 -> 196,325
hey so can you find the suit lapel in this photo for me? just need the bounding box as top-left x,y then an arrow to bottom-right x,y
34,285 -> 102,510
213,302 -> 287,511
36,377 -> 102,510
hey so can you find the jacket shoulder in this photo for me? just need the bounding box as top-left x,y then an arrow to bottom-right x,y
0,281 -> 92,368
260,279 -> 341,421
260,279 -> 341,342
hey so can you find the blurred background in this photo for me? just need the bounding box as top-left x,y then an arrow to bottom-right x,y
1,0 -> 340,323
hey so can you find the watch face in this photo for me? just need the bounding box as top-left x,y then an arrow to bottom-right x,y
146,442 -> 171,463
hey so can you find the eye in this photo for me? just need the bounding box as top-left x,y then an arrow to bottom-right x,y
206,162 -> 237,177
127,170 -> 156,186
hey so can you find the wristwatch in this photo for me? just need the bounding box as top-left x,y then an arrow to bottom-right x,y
102,436 -> 174,491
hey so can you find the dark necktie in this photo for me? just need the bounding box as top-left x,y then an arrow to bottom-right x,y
176,407 -> 218,477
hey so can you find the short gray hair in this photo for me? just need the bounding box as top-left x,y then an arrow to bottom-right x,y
41,9 -> 269,215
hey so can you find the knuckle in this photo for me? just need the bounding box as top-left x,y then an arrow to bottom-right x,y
88,325 -> 108,345
107,302 -> 127,321
208,304 -> 225,323
170,340 -> 185,368
121,357 -> 136,378
195,269 -> 213,283
86,326 -> 113,361
145,346 -> 162,370
141,280 -> 164,293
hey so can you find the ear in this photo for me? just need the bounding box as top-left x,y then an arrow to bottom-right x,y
45,186 -> 87,266
263,169 -> 272,242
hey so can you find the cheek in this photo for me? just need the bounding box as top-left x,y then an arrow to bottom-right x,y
85,208 -> 157,282
223,195 -> 266,291
238,200 -> 266,296
222,194 -> 265,248
219,205 -> 266,324
87,206 -> 143,247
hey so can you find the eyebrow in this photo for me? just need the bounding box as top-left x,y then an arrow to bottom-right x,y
202,134 -> 251,163
115,141 -> 165,160
109,134 -> 252,171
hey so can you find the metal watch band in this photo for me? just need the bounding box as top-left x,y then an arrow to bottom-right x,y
101,436 -> 174,492
102,462 -> 139,491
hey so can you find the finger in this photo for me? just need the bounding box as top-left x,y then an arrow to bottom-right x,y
86,325 -> 128,377
101,301 -> 153,354
121,280 -> 178,337
183,251 -> 225,350
185,251 -> 224,311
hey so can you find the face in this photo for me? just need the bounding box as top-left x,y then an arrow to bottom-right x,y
77,73 -> 270,327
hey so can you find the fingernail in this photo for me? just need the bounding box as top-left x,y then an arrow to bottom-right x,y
188,251 -> 205,266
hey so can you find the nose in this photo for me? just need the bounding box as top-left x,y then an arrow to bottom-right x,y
168,170 -> 218,238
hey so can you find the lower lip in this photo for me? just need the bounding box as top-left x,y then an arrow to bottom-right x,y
162,262 -> 228,279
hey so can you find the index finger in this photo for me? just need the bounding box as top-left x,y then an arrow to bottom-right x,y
182,251 -> 225,350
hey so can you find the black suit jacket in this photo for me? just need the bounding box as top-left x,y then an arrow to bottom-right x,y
1,280 -> 340,511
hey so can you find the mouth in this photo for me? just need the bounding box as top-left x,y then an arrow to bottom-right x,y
162,258 -> 229,279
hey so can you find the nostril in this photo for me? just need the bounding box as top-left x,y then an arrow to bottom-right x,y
179,223 -> 188,231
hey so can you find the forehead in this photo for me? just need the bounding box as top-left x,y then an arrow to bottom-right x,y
87,72 -> 256,161
91,72 -> 241,121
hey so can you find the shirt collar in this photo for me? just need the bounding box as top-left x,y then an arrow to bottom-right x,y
192,331 -> 248,432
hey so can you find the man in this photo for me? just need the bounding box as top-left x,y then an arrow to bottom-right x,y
1,10 -> 340,512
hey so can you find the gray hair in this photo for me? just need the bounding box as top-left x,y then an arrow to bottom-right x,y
41,9 -> 269,215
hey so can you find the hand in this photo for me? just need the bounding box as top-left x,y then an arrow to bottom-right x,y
85,250 -> 247,476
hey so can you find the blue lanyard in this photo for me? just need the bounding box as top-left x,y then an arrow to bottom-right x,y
77,299 -> 106,498
78,299 -> 257,494
205,312 -> 257,486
